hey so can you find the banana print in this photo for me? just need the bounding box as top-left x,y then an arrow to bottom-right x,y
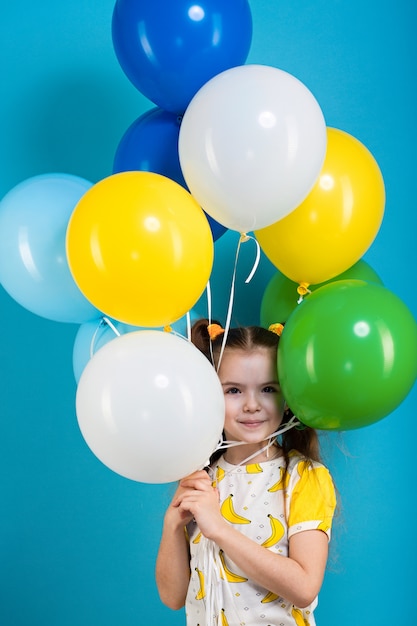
246,463 -> 263,473
292,606 -> 310,626
213,465 -> 226,486
195,567 -> 205,601
267,466 -> 289,492
192,531 -> 202,544
220,608 -> 229,626
261,513 -> 285,548
218,549 -> 248,583
220,494 -> 251,525
261,590 -> 279,603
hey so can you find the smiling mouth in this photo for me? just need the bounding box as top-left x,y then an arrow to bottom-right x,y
239,420 -> 265,427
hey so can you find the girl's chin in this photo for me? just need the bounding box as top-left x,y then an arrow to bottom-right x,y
224,432 -> 264,443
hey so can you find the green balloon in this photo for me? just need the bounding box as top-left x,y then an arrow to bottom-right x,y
278,280 -> 417,430
261,259 -> 383,327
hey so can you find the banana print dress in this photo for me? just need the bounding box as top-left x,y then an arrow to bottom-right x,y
185,450 -> 336,626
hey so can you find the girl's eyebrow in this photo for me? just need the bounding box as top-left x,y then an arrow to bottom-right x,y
221,380 -> 280,387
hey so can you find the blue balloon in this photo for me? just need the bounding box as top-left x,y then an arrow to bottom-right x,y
112,0 -> 253,114
113,108 -> 185,182
0,173 -> 101,323
113,106 -> 227,241
205,211 -> 228,242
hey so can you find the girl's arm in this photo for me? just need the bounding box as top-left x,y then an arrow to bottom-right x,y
155,470 -> 214,610
210,522 -> 328,608
176,474 -> 329,609
155,512 -> 191,610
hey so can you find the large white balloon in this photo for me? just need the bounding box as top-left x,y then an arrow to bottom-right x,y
72,307 -> 204,384
76,330 -> 225,483
179,64 -> 327,233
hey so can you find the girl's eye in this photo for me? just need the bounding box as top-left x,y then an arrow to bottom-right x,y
263,386 -> 279,393
225,387 -> 240,394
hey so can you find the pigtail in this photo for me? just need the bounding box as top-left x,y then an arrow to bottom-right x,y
282,425 -> 321,464
280,405 -> 321,464
190,318 -> 215,358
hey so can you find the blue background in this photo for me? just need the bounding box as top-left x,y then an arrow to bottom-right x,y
1,1 -> 416,624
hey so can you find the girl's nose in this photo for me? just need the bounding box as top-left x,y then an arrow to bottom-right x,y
243,393 -> 261,412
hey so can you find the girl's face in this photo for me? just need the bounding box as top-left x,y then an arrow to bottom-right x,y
217,347 -> 284,463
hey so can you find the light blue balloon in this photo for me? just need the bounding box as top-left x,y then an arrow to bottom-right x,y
0,173 -> 101,323
72,309 -> 204,383
73,318 -> 125,383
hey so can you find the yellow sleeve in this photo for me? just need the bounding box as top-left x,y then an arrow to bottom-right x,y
287,461 -> 336,539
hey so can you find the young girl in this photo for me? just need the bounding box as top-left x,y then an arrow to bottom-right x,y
155,320 -> 336,626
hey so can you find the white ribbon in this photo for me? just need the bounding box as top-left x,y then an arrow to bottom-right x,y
216,232 -> 261,371
89,316 -> 121,359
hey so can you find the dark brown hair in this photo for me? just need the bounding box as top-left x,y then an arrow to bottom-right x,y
191,319 -> 321,467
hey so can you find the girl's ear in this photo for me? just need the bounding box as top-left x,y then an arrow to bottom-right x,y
283,404 -> 294,419
279,399 -> 288,415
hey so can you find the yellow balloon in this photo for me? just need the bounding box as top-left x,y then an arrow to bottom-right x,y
255,128 -> 385,285
66,172 -> 214,326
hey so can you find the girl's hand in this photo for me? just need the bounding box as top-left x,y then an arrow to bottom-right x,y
164,470 -> 213,528
176,469 -> 213,497
174,471 -> 226,540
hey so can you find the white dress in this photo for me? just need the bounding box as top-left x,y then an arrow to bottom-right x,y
185,450 -> 336,626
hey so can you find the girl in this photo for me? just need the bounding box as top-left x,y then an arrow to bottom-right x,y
155,320 -> 336,626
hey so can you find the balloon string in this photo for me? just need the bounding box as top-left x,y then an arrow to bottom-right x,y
242,233 -> 261,284
219,414 -> 300,450
208,416 -> 301,473
206,279 -> 213,325
89,316 -> 120,359
216,232 -> 260,371
297,281 -> 311,303
216,247 -> 239,371
205,279 -> 216,364
186,309 -> 191,342
102,316 -> 120,336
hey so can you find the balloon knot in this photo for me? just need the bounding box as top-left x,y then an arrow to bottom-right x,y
239,232 -> 250,243
297,282 -> 311,297
163,325 -> 173,333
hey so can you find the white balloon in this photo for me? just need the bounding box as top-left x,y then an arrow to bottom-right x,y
72,307 -> 204,384
179,64 -> 327,232
76,330 -> 225,483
